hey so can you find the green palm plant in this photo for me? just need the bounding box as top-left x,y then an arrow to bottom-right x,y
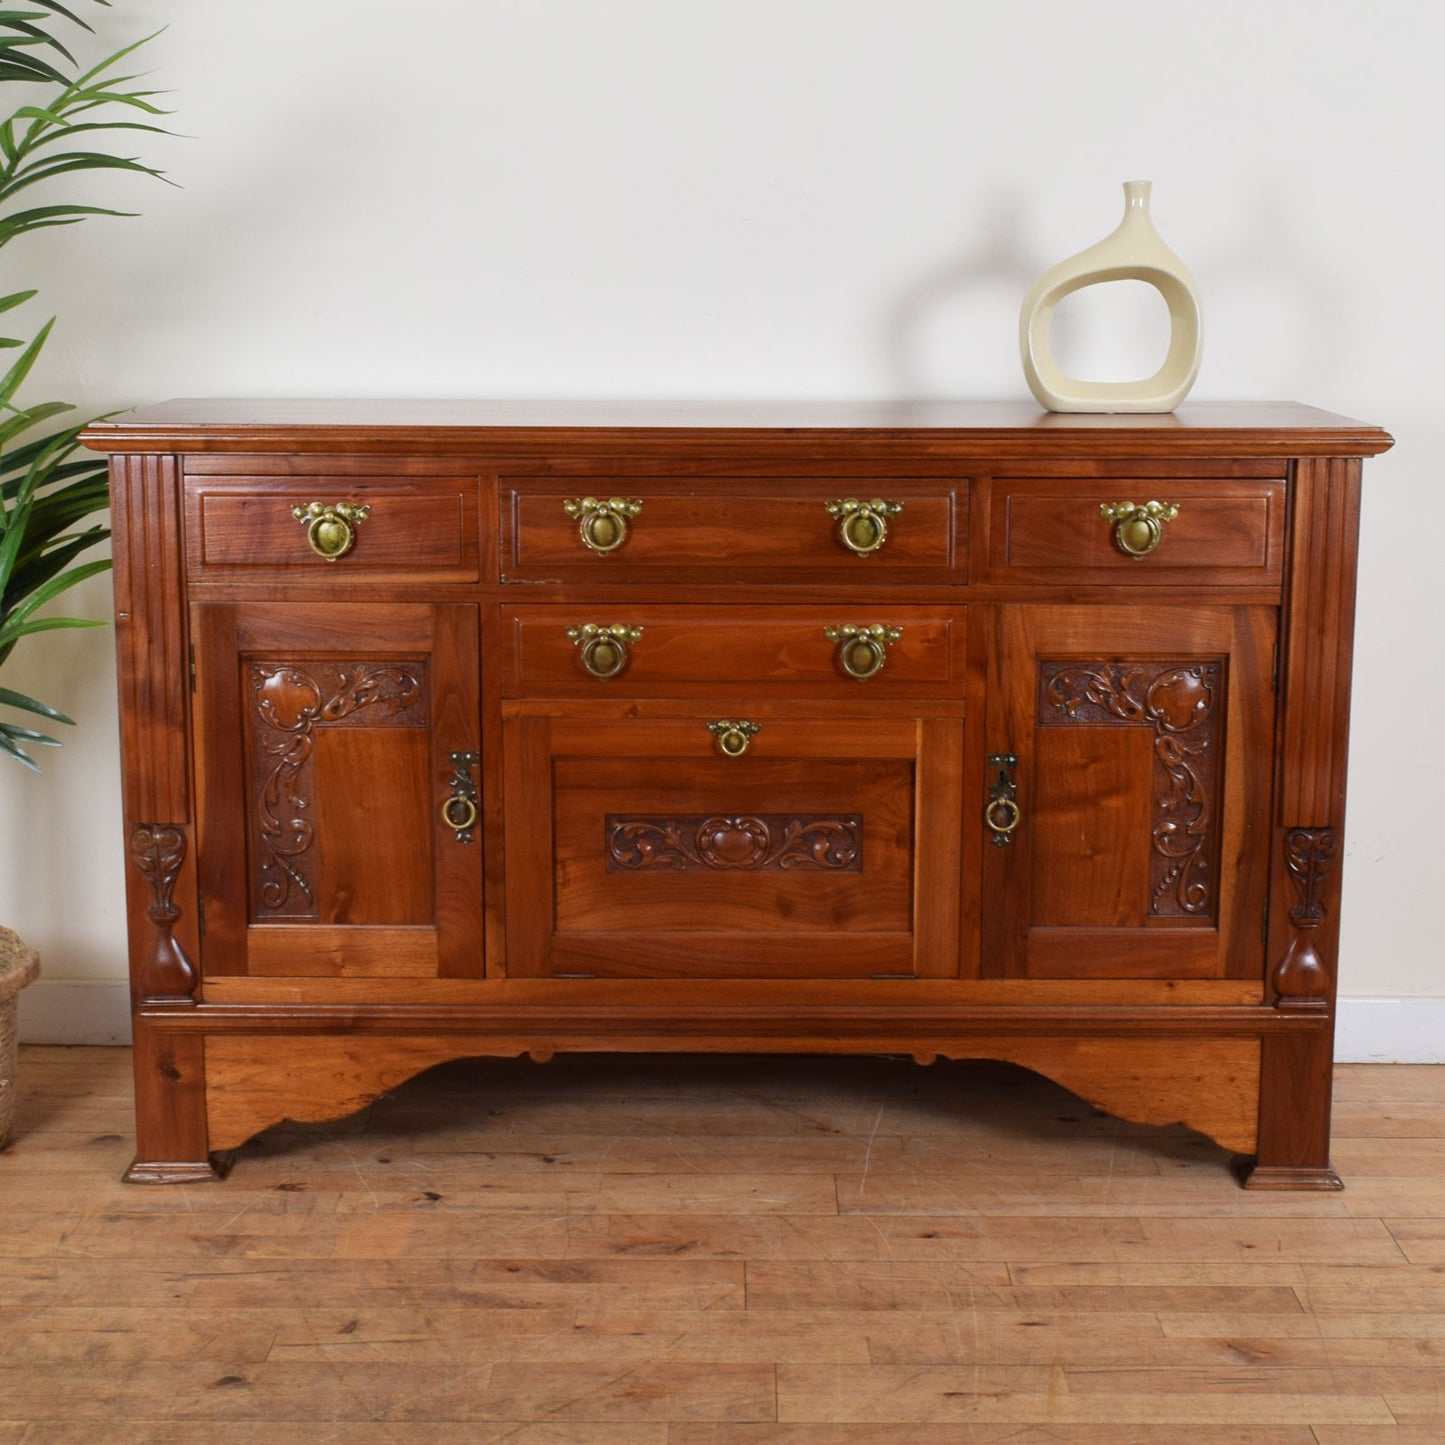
0,1 -> 170,769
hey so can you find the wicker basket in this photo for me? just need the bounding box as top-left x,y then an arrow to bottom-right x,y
0,927 -> 40,1148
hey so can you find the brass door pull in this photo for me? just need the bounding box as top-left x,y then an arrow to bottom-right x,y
564,496 -> 643,554
824,624 -> 903,680
442,750 -> 480,844
292,501 -> 370,561
826,497 -> 903,556
984,752 -> 1020,846
566,623 -> 643,679
709,719 -> 761,757
1100,499 -> 1179,558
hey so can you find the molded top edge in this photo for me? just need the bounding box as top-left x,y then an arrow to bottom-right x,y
80,398 -> 1394,457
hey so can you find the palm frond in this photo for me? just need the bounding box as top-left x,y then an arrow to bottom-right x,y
0,682 -> 73,723
0,3 -> 172,769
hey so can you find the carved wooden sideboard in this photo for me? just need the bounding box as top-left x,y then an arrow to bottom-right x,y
83,400 -> 1392,1186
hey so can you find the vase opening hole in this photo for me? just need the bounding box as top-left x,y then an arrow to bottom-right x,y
1049,279 -> 1172,384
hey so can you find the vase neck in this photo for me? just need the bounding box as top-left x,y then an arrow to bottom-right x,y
1123,179 -> 1153,214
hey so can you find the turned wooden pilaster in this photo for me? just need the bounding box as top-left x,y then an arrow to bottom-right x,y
111,454 -> 201,1007
1249,457 -> 1364,1188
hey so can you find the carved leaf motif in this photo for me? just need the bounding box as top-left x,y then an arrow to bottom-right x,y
1146,667 -> 1214,732
772,820 -> 862,870
606,814 -> 863,873
1041,660 -> 1221,918
1285,827 -> 1338,925
254,667 -> 322,732
1046,665 -> 1149,723
129,823 -> 186,923
320,668 -> 423,723
250,661 -> 428,917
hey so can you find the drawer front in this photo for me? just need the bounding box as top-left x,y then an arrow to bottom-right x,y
503,605 -> 966,700
502,478 -> 962,582
989,479 -> 1285,586
503,712 -> 962,979
189,477 -> 481,579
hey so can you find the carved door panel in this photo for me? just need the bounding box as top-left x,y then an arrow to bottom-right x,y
193,602 -> 482,978
503,712 -> 962,979
981,605 -> 1275,980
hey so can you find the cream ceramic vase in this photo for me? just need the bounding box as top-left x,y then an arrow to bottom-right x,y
1020,180 -> 1202,413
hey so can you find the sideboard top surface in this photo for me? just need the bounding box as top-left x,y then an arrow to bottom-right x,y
81,399 -> 1393,460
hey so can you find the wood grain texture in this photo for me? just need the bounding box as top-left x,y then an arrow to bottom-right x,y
110,452 -> 191,823
5,1046 -> 1443,1436
201,1031 -> 1258,1157
1245,1025 -> 1343,1189
205,1035 -> 516,1151
125,1020 -> 225,1182
935,1036 -> 1260,1153
1278,457 -> 1363,828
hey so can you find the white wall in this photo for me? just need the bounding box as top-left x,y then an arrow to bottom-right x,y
5,0 -> 1440,1055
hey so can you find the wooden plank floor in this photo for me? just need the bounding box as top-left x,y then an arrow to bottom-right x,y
2,1047 -> 1444,1443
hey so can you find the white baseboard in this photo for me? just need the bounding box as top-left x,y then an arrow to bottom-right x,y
1335,997 -> 1445,1064
17,980 -> 132,1045
15,981 -> 1445,1063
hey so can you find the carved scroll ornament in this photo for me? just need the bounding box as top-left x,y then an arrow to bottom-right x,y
606,814 -> 863,873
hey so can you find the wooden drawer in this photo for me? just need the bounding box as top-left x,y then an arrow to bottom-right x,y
502,604 -> 966,700
987,478 -> 1285,586
503,711 -> 962,979
188,477 -> 481,579
502,477 -> 963,583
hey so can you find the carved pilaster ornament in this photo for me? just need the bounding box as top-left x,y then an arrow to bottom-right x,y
1272,827 -> 1339,1008
128,823 -> 198,1001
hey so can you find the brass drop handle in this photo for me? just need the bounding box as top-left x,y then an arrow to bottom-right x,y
826,496 -> 904,556
709,719 -> 761,758
1100,499 -> 1179,559
566,623 -> 643,679
441,750 -> 480,844
292,501 -> 371,561
824,624 -> 903,681
564,496 -> 643,554
984,752 -> 1020,846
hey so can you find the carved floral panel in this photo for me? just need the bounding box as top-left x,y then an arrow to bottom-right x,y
248,660 -> 429,918
1038,660 -> 1222,918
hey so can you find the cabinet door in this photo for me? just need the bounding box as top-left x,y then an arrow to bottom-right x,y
981,605 -> 1275,980
504,712 -> 962,979
193,603 -> 482,978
